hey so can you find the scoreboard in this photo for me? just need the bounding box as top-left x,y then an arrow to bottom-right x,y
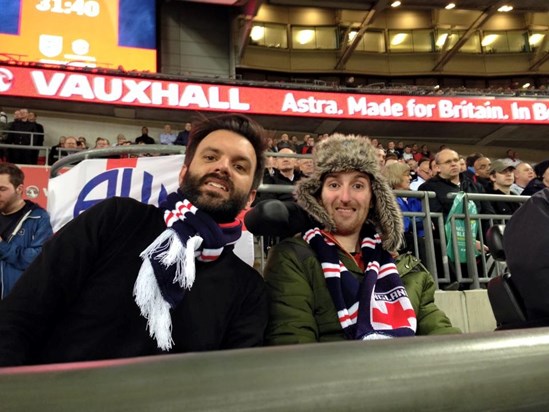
0,0 -> 157,72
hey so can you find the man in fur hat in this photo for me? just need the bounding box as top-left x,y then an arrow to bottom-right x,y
261,134 -> 459,344
0,114 -> 269,366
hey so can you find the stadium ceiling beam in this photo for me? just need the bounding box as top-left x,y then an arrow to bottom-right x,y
529,34 -> 549,71
236,0 -> 263,61
432,0 -> 508,72
475,125 -> 521,146
334,0 -> 388,70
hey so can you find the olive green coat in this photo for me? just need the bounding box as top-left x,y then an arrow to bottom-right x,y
264,237 -> 461,345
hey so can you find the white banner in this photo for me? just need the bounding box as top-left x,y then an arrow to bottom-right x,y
47,155 -> 254,266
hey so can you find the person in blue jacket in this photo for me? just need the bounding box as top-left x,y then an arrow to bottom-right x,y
0,162 -> 53,298
383,162 -> 424,254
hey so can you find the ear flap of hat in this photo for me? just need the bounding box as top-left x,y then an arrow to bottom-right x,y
370,178 -> 404,252
295,177 -> 336,232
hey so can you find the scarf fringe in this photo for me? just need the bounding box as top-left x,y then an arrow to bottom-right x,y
133,258 -> 174,351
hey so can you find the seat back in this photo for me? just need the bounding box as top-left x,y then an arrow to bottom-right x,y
485,224 -> 506,261
487,273 -> 527,329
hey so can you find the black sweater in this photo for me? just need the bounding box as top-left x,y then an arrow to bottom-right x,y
0,197 -> 267,366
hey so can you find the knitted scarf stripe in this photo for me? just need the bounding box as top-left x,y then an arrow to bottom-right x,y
133,191 -> 242,351
303,226 -> 417,340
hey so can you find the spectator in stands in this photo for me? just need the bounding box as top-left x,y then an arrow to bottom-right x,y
0,163 -> 52,298
420,144 -> 431,160
300,135 -> 315,154
464,152 -> 483,181
48,136 -> 65,166
376,147 -> 386,168
383,162 -> 424,255
175,122 -> 192,146
266,136 -> 278,153
77,137 -> 88,149
385,153 -> 399,166
159,124 -> 177,145
27,112 -> 44,164
419,149 -> 494,220
412,144 -> 422,162
114,134 -> 127,146
260,146 -> 302,203
410,157 -> 432,190
5,108 -> 38,165
402,145 -> 414,161
511,162 -> 535,195
386,141 -> 399,159
419,149 -> 494,288
472,156 -> 492,190
94,137 -> 110,149
504,188 -> 549,322
277,133 -> 293,151
395,141 -> 405,157
458,156 -> 467,173
136,126 -> 155,144
261,134 -> 459,344
505,149 -> 521,167
522,159 -> 549,196
60,136 -> 80,160
0,113 -> 269,366
406,158 -> 418,181
370,138 -> 379,148
486,159 -> 521,215
298,158 -> 314,178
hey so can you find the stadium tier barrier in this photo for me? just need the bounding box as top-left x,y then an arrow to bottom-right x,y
2,326 -> 549,410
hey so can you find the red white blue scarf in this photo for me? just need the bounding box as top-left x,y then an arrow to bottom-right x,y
133,191 -> 242,350
303,223 -> 417,340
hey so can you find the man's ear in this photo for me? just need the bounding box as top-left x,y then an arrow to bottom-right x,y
16,184 -> 23,196
178,165 -> 188,186
245,189 -> 257,209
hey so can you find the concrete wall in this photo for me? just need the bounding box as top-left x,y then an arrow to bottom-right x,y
435,290 -> 497,333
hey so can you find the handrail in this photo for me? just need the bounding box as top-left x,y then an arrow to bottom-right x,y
49,145 -> 186,178
2,327 -> 549,410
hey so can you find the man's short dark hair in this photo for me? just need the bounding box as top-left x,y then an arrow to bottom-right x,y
0,162 -> 24,187
466,152 -> 484,168
184,114 -> 267,190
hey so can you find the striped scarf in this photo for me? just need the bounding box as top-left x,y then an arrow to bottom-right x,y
303,224 -> 417,340
133,191 -> 242,350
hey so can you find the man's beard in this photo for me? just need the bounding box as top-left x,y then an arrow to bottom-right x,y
180,170 -> 249,223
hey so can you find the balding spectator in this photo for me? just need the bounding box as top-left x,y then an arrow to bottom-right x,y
27,112 -> 44,164
472,156 -> 492,191
511,162 -> 535,195
159,124 -> 176,145
523,160 -> 549,196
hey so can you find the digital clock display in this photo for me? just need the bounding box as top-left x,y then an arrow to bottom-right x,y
0,0 -> 157,72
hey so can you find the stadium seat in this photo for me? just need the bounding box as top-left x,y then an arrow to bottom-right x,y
485,225 -> 527,329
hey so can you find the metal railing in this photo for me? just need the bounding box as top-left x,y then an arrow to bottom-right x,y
49,144 -> 186,178
2,327 -> 549,410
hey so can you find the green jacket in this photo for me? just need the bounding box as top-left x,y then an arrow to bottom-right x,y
264,237 -> 461,345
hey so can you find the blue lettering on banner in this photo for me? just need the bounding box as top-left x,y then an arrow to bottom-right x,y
73,168 -> 168,218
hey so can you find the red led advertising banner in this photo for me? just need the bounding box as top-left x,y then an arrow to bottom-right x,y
1,65 -> 549,124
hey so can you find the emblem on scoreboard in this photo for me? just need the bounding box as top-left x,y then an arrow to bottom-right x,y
39,34 -> 63,58
0,68 -> 13,93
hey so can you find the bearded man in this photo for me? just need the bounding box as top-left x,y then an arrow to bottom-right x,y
0,114 -> 268,366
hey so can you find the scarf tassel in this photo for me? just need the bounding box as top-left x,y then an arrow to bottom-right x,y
133,258 -> 174,351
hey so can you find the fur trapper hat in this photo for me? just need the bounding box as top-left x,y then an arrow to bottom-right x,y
294,134 -> 403,251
